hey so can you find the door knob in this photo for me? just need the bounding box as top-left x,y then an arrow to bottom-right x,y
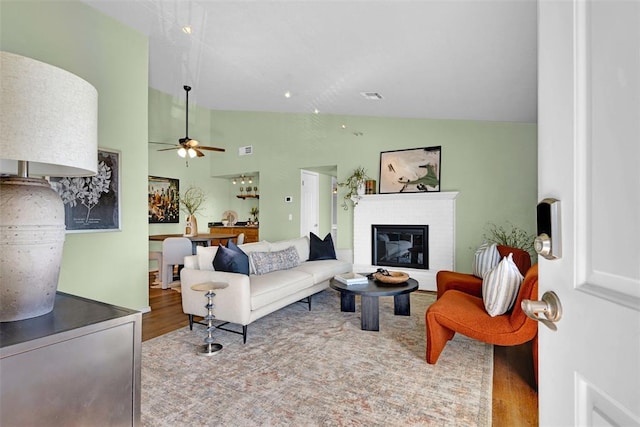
521,291 -> 563,331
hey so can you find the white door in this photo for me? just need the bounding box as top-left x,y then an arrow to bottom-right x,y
538,1 -> 640,425
300,170 -> 319,238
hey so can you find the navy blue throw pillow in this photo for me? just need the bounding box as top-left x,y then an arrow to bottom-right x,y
213,244 -> 250,275
308,232 -> 337,261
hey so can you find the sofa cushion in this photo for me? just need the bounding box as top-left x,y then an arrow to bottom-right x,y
482,253 -> 524,316
238,241 -> 271,274
213,244 -> 250,275
270,236 -> 310,262
309,232 -> 336,260
249,246 -> 300,275
293,259 -> 352,283
472,242 -> 500,278
250,269 -> 315,310
196,246 -> 218,271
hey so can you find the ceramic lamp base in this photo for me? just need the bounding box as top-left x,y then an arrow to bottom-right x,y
0,176 -> 66,322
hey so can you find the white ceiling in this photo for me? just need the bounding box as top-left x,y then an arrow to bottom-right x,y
81,0 -> 538,123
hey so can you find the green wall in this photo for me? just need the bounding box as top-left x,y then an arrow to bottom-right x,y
1,0 -> 536,314
1,1 -> 150,310
149,89 -> 537,272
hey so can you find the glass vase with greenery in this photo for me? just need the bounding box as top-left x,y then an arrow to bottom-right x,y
180,186 -> 206,236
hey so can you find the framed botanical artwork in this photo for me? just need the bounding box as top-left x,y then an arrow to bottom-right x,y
50,148 -> 121,233
148,176 -> 180,223
379,146 -> 441,194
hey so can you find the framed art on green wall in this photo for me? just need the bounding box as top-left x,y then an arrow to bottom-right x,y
148,176 -> 179,223
50,148 -> 121,233
379,146 -> 441,194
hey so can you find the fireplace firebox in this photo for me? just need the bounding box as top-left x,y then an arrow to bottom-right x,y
371,224 -> 429,270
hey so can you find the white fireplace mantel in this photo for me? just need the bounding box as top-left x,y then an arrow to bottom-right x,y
352,191 -> 458,291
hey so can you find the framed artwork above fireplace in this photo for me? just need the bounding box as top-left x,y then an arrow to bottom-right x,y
379,146 -> 441,194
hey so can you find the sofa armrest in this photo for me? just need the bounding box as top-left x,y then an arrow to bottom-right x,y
180,268 -> 252,325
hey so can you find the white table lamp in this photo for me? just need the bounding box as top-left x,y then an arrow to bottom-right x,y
0,51 -> 98,322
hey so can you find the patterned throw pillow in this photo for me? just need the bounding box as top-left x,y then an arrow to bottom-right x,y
249,246 -> 300,275
472,242 -> 500,278
482,253 -> 524,317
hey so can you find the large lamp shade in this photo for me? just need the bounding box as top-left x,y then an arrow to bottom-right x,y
0,51 -> 98,322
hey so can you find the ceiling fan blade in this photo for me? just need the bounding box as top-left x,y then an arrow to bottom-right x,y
157,146 -> 180,152
149,141 -> 178,146
197,146 -> 226,152
194,148 -> 205,157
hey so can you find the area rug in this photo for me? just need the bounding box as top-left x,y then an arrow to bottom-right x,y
142,289 -> 492,426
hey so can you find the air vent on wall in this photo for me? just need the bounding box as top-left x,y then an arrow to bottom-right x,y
361,92 -> 383,100
238,145 -> 253,156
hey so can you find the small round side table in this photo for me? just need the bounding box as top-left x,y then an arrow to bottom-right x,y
190,281 -> 229,356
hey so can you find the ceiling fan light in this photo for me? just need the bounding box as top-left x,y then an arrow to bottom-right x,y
188,148 -> 197,158
177,147 -> 187,158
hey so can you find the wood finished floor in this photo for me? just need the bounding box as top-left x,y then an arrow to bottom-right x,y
143,281 -> 538,426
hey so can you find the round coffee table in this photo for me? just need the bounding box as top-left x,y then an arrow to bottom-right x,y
330,276 -> 418,331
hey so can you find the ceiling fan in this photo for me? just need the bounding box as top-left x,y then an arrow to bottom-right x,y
153,85 -> 225,158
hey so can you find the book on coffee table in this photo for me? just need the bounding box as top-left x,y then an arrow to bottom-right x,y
334,272 -> 369,285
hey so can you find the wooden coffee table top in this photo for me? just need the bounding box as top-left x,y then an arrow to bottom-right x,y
330,276 -> 418,297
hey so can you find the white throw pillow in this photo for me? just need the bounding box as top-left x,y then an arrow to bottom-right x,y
472,242 -> 500,278
482,253 -> 524,317
196,246 -> 218,271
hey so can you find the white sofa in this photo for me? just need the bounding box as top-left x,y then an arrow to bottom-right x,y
180,236 -> 351,342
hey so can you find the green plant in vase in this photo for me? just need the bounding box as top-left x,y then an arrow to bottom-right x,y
338,166 -> 370,210
250,206 -> 259,224
180,186 -> 206,236
482,221 -> 537,262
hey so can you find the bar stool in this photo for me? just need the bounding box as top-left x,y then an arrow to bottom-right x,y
190,282 -> 229,356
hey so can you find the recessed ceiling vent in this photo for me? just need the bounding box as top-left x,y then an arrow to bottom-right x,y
361,92 -> 383,100
238,145 -> 253,156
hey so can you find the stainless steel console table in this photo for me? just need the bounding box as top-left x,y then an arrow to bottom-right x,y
0,292 -> 142,426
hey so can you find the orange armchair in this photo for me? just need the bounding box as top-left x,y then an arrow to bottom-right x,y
426,264 -> 538,380
436,245 -> 531,299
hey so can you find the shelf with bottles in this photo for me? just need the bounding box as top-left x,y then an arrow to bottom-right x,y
237,186 -> 259,199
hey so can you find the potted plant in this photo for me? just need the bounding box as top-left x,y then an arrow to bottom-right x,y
180,185 -> 206,236
338,166 -> 370,209
249,206 -> 259,224
483,221 -> 536,261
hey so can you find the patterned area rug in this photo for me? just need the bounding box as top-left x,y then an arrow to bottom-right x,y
142,289 -> 492,426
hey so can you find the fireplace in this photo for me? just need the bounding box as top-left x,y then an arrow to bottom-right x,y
371,224 -> 429,270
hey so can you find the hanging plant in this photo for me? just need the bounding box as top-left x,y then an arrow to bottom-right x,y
338,166 -> 370,210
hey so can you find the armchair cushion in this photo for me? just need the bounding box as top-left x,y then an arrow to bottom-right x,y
472,242 -> 500,278
482,253 -> 524,316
